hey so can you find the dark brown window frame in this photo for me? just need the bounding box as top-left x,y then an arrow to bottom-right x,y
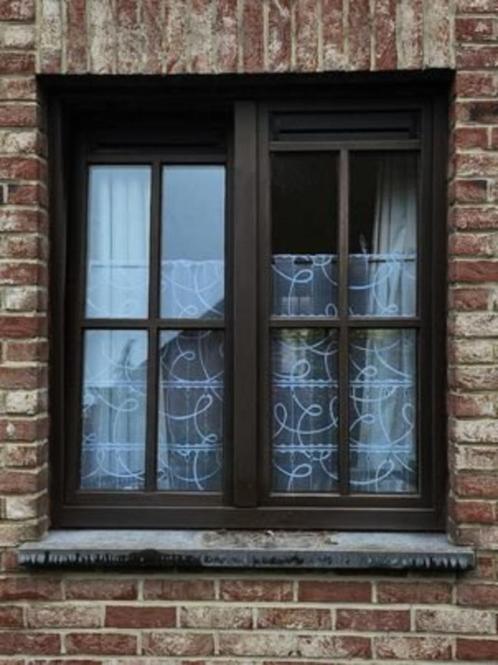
47,75 -> 448,530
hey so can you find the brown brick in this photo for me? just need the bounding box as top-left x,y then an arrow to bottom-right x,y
453,206 -> 498,230
65,579 -> 138,601
295,0 -> 319,71
348,0 -> 371,69
450,287 -> 490,310
0,607 -> 22,628
65,0 -> 87,73
0,104 -> 37,127
65,633 -> 137,656
455,180 -> 488,203
0,469 -> 44,493
456,17 -> 493,42
322,0 -> 346,70
456,638 -> 498,660
374,0 -> 396,70
105,605 -> 175,628
241,0 -> 264,72
142,0 -> 165,74
337,608 -> 410,632
180,606 -> 252,629
268,0 -> 291,72
0,576 -> 62,601
456,473 -> 498,498
377,582 -> 452,604
143,579 -> 215,600
257,607 -> 331,630
451,498 -> 495,523
455,127 -> 488,150
299,580 -> 371,603
457,46 -> 498,69
458,583 -> 498,606
0,633 -> 60,656
142,632 -> 214,657
375,636 -> 452,660
450,260 -> 498,282
221,580 -> 293,602
0,53 -> 35,74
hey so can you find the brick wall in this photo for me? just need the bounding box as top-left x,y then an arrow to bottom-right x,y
0,0 -> 497,662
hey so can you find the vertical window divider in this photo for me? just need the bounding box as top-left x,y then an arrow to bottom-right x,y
338,148 -> 350,496
144,160 -> 162,491
232,101 -> 259,507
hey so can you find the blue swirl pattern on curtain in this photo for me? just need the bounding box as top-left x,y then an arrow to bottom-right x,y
157,330 -> 224,491
272,329 -> 339,492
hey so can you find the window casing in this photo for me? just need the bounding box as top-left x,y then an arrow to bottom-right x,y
50,82 -> 447,530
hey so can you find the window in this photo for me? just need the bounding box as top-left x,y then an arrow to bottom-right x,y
50,82 -> 447,529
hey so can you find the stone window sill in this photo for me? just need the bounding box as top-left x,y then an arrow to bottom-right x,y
19,530 -> 475,571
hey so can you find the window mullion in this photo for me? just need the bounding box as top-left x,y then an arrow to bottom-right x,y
338,148 -> 350,496
144,161 -> 162,491
231,101 -> 259,507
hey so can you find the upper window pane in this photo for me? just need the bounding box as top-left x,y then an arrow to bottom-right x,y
85,166 -> 151,319
161,166 -> 225,319
349,153 -> 418,317
272,153 -> 338,318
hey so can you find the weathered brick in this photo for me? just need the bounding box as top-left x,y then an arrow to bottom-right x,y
65,0 -> 87,73
241,0 -> 263,72
336,608 -> 410,632
373,0 -> 396,70
416,607 -> 495,634
450,498 -> 495,523
457,46 -> 498,69
257,607 -> 331,631
396,0 -> 423,68
143,579 -> 215,600
218,633 -> 371,659
322,0 -> 347,70
27,605 -> 101,629
456,445 -> 498,470
456,71 -> 497,97
299,580 -> 371,602
0,53 -> 35,74
105,605 -> 175,628
65,579 -> 138,601
180,606 -> 252,629
455,179 -> 488,203
456,17 -> 493,42
456,473 -> 498,497
295,0 -> 319,71
221,580 -> 293,602
450,287 -> 490,310
142,632 -> 214,657
268,0 -> 291,72
215,0 -> 237,72
377,582 -> 452,604
348,0 -> 371,69
375,636 -> 452,660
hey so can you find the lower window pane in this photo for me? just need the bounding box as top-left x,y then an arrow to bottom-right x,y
349,329 -> 417,493
80,330 -> 147,490
157,330 -> 224,491
272,329 -> 339,492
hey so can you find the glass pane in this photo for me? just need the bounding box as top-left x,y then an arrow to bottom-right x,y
272,329 -> 339,492
157,330 -> 224,491
349,153 -> 418,317
161,166 -> 225,319
80,330 -> 147,490
272,153 -> 338,317
349,329 -> 417,493
86,166 -> 151,318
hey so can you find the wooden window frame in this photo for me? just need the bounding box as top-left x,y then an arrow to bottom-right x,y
48,77 -> 448,530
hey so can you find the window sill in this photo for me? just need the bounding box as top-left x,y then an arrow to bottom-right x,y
19,530 -> 474,572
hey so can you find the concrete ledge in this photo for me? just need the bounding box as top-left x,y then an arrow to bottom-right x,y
19,530 -> 475,571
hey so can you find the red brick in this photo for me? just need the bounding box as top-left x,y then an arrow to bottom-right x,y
257,607 -> 331,630
298,580 -> 371,603
27,605 -> 101,629
449,233 -> 494,256
348,0 -> 371,69
450,498 -> 495,523
65,579 -> 138,601
374,0 -> 396,70
457,638 -> 498,660
295,0 -> 319,71
0,0 -> 34,20
0,53 -> 35,74
242,0 -> 264,72
143,579 -> 215,600
450,287 -> 490,310
268,0 -> 291,72
0,105 -> 37,127
456,473 -> 498,497
456,17 -> 493,42
4,340 -> 48,362
377,582 -> 452,604
0,633 -> 60,656
0,468 -> 45,493
453,206 -> 498,230
450,260 -> 498,282
0,315 -> 46,338
221,580 -> 293,602
0,607 -> 22,628
65,633 -> 137,656
180,606 -> 252,629
0,209 -> 41,233
457,0 -> 498,11
0,417 -> 48,442
0,367 -> 44,390
456,71 -> 497,98
375,636 -> 452,660
66,0 -> 87,73
458,584 -> 498,607
459,102 -> 498,126
105,605 -> 175,628
489,127 -> 498,149
455,180 -> 487,203
142,632 -> 214,657
7,183 -> 45,206
457,46 -> 498,69
336,608 -> 410,632
455,127 -> 488,150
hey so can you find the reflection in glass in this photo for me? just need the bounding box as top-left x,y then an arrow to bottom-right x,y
161,166 -> 225,319
85,166 -> 151,318
272,153 -> 338,317
272,329 -> 339,492
80,330 -> 147,490
157,330 -> 224,491
349,153 -> 418,317
349,329 -> 417,493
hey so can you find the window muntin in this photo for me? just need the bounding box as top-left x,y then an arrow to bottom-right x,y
55,93 -> 445,530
